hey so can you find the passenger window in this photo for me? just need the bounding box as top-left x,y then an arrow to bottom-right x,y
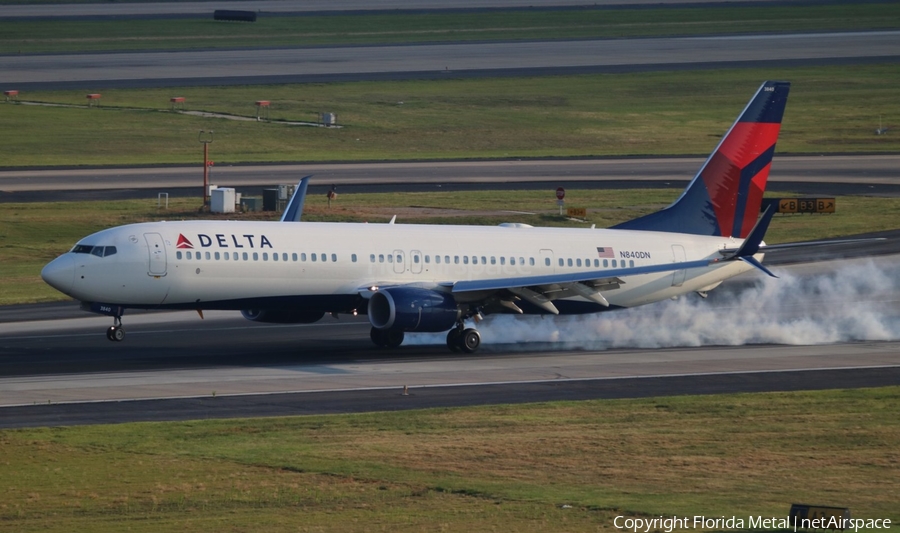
491,257 -> 496,265
242,252 -> 248,261
396,254 -> 402,263
387,254 -> 393,263
352,254 -> 358,263
612,259 -> 617,267
379,254 -> 384,263
567,258 -> 573,267
301,253 -> 307,261
435,255 -> 441,264
424,255 -> 430,264
463,256 -> 469,265
558,258 -> 564,267
224,252 -> 229,261
263,253 -> 269,261
576,259 -> 582,267
312,254 -> 317,262
332,253 -> 337,262
205,252 -> 211,260
177,251 -> 183,260
500,257 -> 505,265
292,253 -> 298,261
215,252 -> 220,260
321,253 -> 327,262
253,253 -> 259,261
454,256 -> 459,264
91,246 -> 104,257
510,257 -> 515,266
414,255 -> 420,264
481,256 -> 486,264
187,251 -> 193,259
630,260 -> 635,267
104,246 -> 117,257
603,259 -> 608,267
445,255 -> 450,264
472,256 -> 477,265
273,253 -> 278,261
233,252 -> 239,260
370,254 -> 376,263
594,259 -> 599,267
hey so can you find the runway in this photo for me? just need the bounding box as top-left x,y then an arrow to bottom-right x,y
2,254 -> 898,427
5,31 -> 899,90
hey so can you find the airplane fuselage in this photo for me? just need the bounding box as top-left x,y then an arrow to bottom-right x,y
44,219 -> 754,314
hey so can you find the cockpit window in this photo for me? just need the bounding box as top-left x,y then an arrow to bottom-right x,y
72,244 -> 116,257
72,244 -> 94,254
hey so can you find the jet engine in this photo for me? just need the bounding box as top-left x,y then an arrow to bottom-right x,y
368,288 -> 460,332
240,309 -> 325,324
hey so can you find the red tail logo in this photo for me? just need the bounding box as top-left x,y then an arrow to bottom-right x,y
176,234 -> 194,249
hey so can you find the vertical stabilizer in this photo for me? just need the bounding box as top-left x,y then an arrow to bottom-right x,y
613,81 -> 790,238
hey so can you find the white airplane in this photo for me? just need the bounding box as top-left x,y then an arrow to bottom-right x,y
43,81 -> 797,353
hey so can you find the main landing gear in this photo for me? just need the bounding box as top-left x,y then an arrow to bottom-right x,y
106,315 -> 125,342
446,323 -> 481,354
369,322 -> 482,354
370,327 -> 404,349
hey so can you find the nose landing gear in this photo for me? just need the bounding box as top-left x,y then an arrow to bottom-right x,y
106,315 -> 125,342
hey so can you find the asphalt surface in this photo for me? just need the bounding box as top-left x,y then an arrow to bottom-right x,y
1,250 -> 898,427
3,155 -> 900,203
0,0 -> 825,19
4,32 -> 899,90
3,367 -> 898,429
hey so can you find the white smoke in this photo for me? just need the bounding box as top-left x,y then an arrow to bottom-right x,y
406,257 -> 900,350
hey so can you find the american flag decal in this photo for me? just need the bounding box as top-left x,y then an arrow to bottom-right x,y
597,247 -> 614,258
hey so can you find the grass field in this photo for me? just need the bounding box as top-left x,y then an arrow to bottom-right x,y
1,387 -> 898,532
3,190 -> 899,306
2,65 -> 899,167
2,3 -> 897,53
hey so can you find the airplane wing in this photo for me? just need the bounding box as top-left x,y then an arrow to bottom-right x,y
448,258 -> 714,314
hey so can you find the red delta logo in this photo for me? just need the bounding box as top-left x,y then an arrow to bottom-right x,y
176,234 -> 194,249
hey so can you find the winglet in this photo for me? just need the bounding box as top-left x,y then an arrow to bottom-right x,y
731,203 -> 775,258
280,176 -> 311,222
727,204 -> 778,277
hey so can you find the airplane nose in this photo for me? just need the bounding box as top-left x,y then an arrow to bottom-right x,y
41,254 -> 75,295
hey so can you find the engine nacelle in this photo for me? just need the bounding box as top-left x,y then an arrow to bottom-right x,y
368,288 -> 460,332
240,309 -> 325,324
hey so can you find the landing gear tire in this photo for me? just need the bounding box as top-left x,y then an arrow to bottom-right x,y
370,327 -> 404,349
106,325 -> 125,342
460,328 -> 481,353
370,327 -> 385,347
446,329 -> 462,352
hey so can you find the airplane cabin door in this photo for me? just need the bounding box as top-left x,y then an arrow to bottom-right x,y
411,250 -> 423,274
539,249 -> 555,274
144,233 -> 167,276
392,249 -> 405,275
671,244 -> 686,287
